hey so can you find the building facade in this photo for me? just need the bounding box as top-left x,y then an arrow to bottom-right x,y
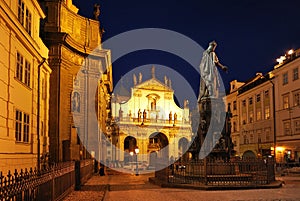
0,0 -> 51,173
109,68 -> 192,167
273,49 -> 300,164
40,0 -> 112,163
226,49 -> 300,164
225,73 -> 275,159
224,80 -> 244,156
237,73 -> 275,158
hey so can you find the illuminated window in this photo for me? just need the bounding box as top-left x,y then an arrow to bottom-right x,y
294,91 -> 300,106
256,108 -> 261,121
249,110 -> 253,123
283,95 -> 289,109
265,106 -> 270,119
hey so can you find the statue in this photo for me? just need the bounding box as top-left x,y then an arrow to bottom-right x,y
198,41 -> 228,101
139,72 -> 143,83
133,74 -> 137,86
93,4 -> 100,20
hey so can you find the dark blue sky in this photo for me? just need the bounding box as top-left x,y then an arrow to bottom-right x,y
73,0 -> 300,95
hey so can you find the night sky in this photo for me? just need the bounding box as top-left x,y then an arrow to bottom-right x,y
72,0 -> 300,104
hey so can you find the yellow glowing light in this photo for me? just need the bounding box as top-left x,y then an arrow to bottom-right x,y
280,56 -> 286,61
276,58 -> 282,63
276,147 -> 285,152
288,49 -> 294,55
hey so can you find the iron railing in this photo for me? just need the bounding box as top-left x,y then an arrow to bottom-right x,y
164,158 -> 275,186
0,159 -> 94,201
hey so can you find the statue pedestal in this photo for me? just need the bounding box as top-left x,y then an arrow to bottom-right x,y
189,97 -> 233,161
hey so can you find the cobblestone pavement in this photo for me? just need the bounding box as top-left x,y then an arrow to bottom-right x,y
63,175 -> 107,201
64,171 -> 300,201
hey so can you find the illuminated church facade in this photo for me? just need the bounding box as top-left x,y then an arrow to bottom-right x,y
108,68 -> 192,166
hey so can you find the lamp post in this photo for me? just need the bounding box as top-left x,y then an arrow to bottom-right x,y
135,146 -> 139,176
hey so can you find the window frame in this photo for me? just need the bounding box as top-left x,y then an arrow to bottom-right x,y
283,72 -> 288,85
293,67 -> 299,81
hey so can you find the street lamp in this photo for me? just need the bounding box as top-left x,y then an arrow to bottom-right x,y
135,146 -> 139,176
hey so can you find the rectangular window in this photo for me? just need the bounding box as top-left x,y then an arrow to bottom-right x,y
249,110 -> 253,123
16,52 -> 23,81
265,106 -> 270,119
294,92 -> 300,106
249,97 -> 253,105
293,67 -> 299,81
295,120 -> 300,134
24,60 -> 30,87
250,133 -> 254,143
256,108 -> 261,121
25,9 -> 32,35
15,110 -> 30,142
283,95 -> 289,109
23,113 -> 29,142
257,130 -> 262,143
18,0 -> 25,25
242,113 -> 246,125
15,110 -> 22,142
256,94 -> 261,102
243,135 -> 248,144
233,121 -> 237,132
233,101 -> 237,110
264,90 -> 269,98
283,72 -> 288,85
242,100 -> 246,107
284,121 -> 291,136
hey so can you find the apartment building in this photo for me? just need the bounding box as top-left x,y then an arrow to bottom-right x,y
0,0 -> 51,173
273,49 -> 300,164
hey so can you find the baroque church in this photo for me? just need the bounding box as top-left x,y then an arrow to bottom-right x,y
107,67 -> 192,167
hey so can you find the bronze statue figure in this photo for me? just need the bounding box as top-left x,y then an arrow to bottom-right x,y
198,41 -> 228,101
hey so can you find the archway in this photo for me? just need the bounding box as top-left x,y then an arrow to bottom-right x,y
124,136 -> 137,164
148,132 -> 169,165
178,137 -> 189,162
242,150 -> 256,159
